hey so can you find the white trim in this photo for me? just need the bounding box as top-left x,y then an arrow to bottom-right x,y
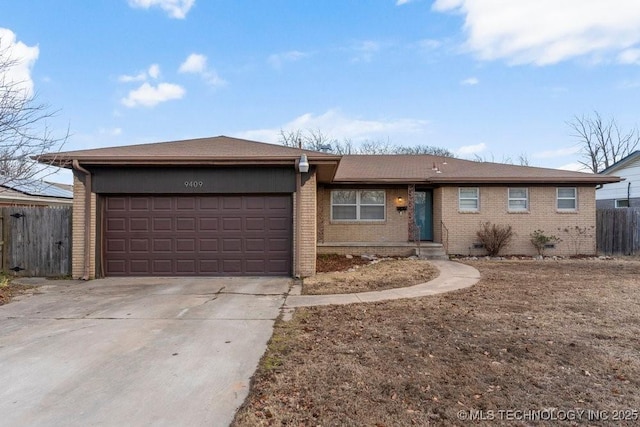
508,187 -> 529,212
615,199 -> 630,208
331,189 -> 386,221
458,187 -> 479,211
556,187 -> 577,211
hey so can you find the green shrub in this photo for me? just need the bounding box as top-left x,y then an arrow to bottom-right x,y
530,230 -> 561,256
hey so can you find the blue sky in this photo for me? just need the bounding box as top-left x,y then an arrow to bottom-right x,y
3,0 -> 640,183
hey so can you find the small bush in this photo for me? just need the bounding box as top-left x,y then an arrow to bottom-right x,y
476,222 -> 514,256
530,230 -> 561,256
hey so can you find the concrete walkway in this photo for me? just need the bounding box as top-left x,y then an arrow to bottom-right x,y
284,260 -> 480,308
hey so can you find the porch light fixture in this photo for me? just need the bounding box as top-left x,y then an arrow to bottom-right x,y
298,154 -> 309,173
396,196 -> 407,213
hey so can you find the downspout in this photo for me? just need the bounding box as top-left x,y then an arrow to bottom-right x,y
628,182 -> 631,204
294,159 -> 301,278
72,160 -> 91,280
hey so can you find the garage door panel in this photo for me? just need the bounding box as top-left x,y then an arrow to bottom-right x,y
152,259 -> 173,274
176,239 -> 196,252
199,239 -> 218,252
104,195 -> 291,276
153,217 -> 172,232
222,238 -> 242,253
176,260 -> 196,274
130,239 -> 149,253
130,259 -> 150,273
222,197 -> 242,210
106,218 -> 126,232
245,197 -> 265,209
153,238 -> 173,252
200,260 -> 219,273
106,197 -> 126,210
199,217 -> 218,231
177,217 -> 196,231
222,218 -> 241,231
246,238 -> 265,252
177,197 -> 196,210
268,217 -> 289,231
130,197 -> 150,210
152,198 -> 173,210
245,259 -> 266,273
130,218 -> 150,231
106,260 -> 126,274
199,197 -> 219,210
222,259 -> 242,273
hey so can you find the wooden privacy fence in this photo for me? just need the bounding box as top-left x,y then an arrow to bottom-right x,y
0,207 -> 72,276
596,208 -> 640,256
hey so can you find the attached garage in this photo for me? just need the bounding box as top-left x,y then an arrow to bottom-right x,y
103,195 -> 292,276
36,136 -> 340,279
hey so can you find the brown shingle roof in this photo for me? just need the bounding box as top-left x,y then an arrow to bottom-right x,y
333,155 -> 620,184
37,136 -> 620,184
39,135 -> 339,165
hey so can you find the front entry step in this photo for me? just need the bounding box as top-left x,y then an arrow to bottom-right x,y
414,243 -> 448,260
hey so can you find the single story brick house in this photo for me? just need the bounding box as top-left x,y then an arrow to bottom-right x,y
38,136 -> 619,279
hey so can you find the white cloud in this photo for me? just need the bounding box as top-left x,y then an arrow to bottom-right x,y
99,127 -> 123,136
268,50 -> 309,69
118,64 -> 161,82
179,53 -> 207,73
417,38 -> 442,50
533,146 -> 581,159
456,142 -> 486,156
235,109 -> 429,144
178,53 -> 227,87
121,82 -> 185,108
128,0 -> 195,19
460,77 -> 479,86
351,40 -> 381,63
0,28 -> 39,97
618,48 -> 640,65
433,0 -> 640,65
558,162 -> 590,172
396,0 -> 415,5
148,63 -> 161,79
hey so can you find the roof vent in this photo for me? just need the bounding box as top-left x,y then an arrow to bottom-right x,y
319,144 -> 333,153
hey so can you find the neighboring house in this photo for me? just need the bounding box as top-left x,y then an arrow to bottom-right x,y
37,136 -> 619,279
0,177 -> 73,207
596,151 -> 640,209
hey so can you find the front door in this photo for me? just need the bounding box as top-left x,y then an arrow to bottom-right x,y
415,191 -> 433,241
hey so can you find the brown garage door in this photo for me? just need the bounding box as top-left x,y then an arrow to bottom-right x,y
103,195 -> 292,276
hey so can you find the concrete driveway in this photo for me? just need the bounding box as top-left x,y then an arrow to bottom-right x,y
0,276 -> 290,427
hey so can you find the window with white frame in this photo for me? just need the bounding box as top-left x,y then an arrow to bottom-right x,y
331,190 -> 385,221
459,187 -> 479,211
615,199 -> 630,208
557,187 -> 577,210
508,188 -> 528,211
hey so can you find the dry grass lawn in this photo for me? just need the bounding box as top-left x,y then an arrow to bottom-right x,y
233,259 -> 640,426
304,257 -> 438,295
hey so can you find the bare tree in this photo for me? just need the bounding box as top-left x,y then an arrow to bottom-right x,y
279,128 -> 455,157
393,144 -> 455,157
569,111 -> 639,173
0,42 -> 68,185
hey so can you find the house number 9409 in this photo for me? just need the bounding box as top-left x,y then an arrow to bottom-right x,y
184,181 -> 204,188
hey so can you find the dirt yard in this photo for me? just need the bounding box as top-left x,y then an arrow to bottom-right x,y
305,256 -> 438,295
0,276 -> 37,306
234,258 -> 640,426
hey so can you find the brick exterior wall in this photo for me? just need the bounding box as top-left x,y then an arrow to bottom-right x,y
440,185 -> 597,256
297,171 -> 317,277
318,187 -> 409,244
72,171 -> 97,279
